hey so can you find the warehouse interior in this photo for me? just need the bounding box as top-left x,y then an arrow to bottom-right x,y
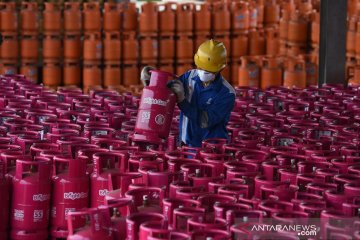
1,0 -> 360,240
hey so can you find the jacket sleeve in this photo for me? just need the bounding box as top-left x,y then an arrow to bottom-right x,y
178,91 -> 235,129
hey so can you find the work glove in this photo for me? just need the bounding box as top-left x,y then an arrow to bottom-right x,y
167,79 -> 185,103
140,65 -> 155,86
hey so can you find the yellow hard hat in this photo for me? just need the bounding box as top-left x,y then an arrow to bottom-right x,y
194,39 -> 227,73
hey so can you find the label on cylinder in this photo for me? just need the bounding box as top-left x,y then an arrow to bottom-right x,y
33,210 -> 43,222
14,209 -> 24,221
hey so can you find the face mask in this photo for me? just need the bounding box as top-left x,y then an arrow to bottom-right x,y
197,70 -> 216,83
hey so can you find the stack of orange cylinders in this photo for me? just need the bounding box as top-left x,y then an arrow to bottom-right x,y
159,2 -> 176,73
0,2 -> 18,77
261,57 -> 282,89
237,56 -> 261,87
194,2 -> 211,73
104,32 -> 122,87
82,2 -> 102,91
264,0 -> 280,27
176,3 -> 194,76
63,2 -> 82,86
139,2 -> 159,77
42,2 -> 62,87
283,57 -> 307,88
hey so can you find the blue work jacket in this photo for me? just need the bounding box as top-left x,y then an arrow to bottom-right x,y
177,69 -> 236,147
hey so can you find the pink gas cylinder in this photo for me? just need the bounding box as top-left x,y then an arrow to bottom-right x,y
172,207 -> 205,232
91,152 -> 128,207
51,156 -> 89,238
162,198 -> 199,228
133,70 -> 177,145
0,161 -> 9,239
67,208 -> 113,240
105,172 -> 143,202
139,221 -> 168,240
11,159 -> 51,237
125,187 -> 165,213
190,229 -> 231,240
126,212 -> 167,240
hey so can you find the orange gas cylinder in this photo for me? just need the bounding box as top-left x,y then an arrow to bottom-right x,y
248,29 -> 266,56
350,65 -> 360,85
1,60 -> 18,75
159,35 -> 175,59
122,2 -> 137,32
194,3 -> 211,33
231,1 -> 250,33
0,2 -> 17,32
255,0 -> 265,28
213,2 -> 231,32
104,2 -> 121,32
194,33 -> 211,50
356,22 -> 360,61
122,61 -> 139,86
43,34 -> 62,59
159,2 -> 176,34
261,57 -> 282,89
123,32 -> 138,62
279,9 -> 290,41
83,61 -> 102,89
43,2 -> 61,33
140,2 -> 158,33
287,11 -> 309,45
232,60 -> 240,86
83,2 -> 101,32
280,0 -> 296,13
177,35 -> 194,60
248,2 -> 258,29
310,11 -> 320,48
346,58 -> 356,82
300,54 -> 318,86
21,2 -> 38,32
43,60 -> 61,87
264,0 -> 280,27
222,61 -> 231,83
348,0 -> 360,17
287,44 -> 307,56
298,0 -> 313,15
214,33 -> 231,55
64,2 -> 82,32
83,33 -> 102,61
104,62 -> 122,87
279,40 -> 287,55
104,32 -> 121,61
176,60 -> 193,75
21,34 -> 39,59
266,28 -> 280,56
140,35 -> 158,60
20,60 -> 38,83
347,17 -> 357,58
238,56 -> 261,87
283,58 -> 306,88
63,60 -> 81,86
64,34 -> 81,60
160,60 -> 174,73
176,3 -> 194,34
1,33 -> 19,59
231,33 -> 248,58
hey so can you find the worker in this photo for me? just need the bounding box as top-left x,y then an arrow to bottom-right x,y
140,39 -> 235,147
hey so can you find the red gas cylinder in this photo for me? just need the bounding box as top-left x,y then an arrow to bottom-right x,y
51,156 -> 89,238
83,2 -> 101,32
104,2 -> 121,32
238,56 -> 260,87
122,2 -> 137,32
91,152 -> 128,207
11,160 -> 51,236
0,161 -> 9,239
64,2 -> 81,32
43,2 -> 61,32
133,70 -> 176,145
264,0 -> 280,27
194,3 -> 211,33
159,2 -> 176,34
0,2 -> 18,32
261,57 -> 283,89
248,29 -> 266,56
212,2 -> 230,32
67,208 -> 113,240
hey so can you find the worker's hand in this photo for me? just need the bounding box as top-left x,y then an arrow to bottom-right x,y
168,79 -> 185,103
140,65 -> 155,86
